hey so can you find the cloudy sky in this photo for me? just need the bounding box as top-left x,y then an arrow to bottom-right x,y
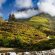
0,0 -> 55,19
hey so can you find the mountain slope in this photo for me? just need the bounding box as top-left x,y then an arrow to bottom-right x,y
0,14 -> 55,50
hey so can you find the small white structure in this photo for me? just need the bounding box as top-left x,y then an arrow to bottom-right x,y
24,52 -> 31,55
47,36 -> 50,39
0,53 -> 1,55
8,52 -> 16,55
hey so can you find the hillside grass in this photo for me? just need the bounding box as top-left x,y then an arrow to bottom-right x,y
0,15 -> 55,50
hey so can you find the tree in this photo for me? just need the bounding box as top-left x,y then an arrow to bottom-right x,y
0,17 -> 4,22
8,14 -> 15,22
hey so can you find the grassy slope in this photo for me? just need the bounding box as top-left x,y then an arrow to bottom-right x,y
0,15 -> 55,50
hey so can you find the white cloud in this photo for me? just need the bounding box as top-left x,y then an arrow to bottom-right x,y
15,0 -> 33,8
37,0 -> 55,16
13,0 -> 55,19
12,9 -> 40,19
0,0 -> 6,7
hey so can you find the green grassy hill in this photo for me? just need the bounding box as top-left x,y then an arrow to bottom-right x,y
0,14 -> 55,50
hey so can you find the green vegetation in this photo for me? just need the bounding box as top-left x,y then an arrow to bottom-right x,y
0,22 -> 47,47
30,16 -> 49,23
0,14 -> 55,50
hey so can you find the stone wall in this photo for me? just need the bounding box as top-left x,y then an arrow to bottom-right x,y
0,49 -> 55,55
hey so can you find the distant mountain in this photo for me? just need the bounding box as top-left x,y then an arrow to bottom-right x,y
37,13 -> 55,20
38,13 -> 55,30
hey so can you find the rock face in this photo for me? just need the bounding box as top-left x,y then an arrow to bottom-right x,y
0,49 -> 55,55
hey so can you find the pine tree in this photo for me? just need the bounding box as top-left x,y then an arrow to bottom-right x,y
8,14 -> 15,22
